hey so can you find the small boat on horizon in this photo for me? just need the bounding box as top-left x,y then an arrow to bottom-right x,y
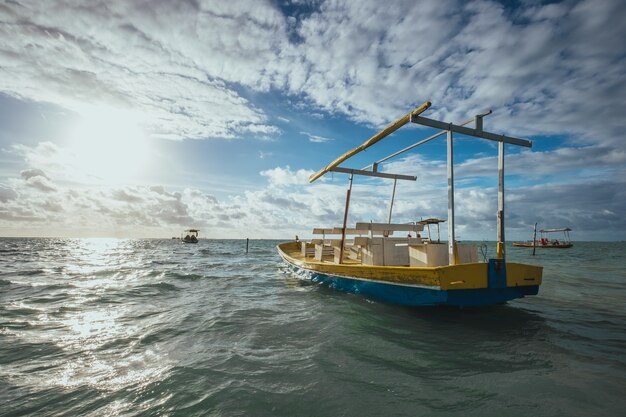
277,101 -> 543,308
181,229 -> 199,244
513,227 -> 573,249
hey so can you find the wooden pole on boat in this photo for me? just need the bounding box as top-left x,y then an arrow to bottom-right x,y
387,178 -> 397,224
339,173 -> 354,264
447,130 -> 457,265
496,141 -> 505,259
532,223 -> 537,256
308,101 -> 431,183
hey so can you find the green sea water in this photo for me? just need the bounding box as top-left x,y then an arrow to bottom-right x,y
1,238 -> 625,416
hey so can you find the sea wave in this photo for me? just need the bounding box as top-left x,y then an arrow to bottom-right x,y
1,238 -> 625,417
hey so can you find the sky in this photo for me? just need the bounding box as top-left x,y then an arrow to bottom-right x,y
0,0 -> 625,240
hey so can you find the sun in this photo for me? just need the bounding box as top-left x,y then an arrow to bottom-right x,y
67,106 -> 151,183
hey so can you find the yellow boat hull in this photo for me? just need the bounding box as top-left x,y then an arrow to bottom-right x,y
277,241 -> 542,307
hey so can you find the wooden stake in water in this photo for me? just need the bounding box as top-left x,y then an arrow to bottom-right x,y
246,238 -> 249,254
532,223 -> 537,256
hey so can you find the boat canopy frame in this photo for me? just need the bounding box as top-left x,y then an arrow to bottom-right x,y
539,228 -> 572,243
308,101 -> 534,265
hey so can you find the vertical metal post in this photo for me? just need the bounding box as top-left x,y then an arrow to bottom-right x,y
447,130 -> 457,265
475,114 -> 483,133
496,141 -> 505,259
387,178 -> 397,224
339,173 -> 354,265
532,223 -> 537,256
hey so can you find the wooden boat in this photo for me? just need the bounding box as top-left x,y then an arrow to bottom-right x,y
181,229 -> 199,244
277,101 -> 543,307
513,228 -> 573,248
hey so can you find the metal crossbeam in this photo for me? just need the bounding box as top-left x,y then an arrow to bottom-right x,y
330,167 -> 416,181
410,115 -> 532,148
362,110 -> 493,171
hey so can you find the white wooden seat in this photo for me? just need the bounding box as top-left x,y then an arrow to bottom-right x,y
301,241 -> 315,257
311,227 -> 367,262
355,222 -> 424,235
309,224 -> 425,264
314,244 -> 335,261
409,242 -> 478,266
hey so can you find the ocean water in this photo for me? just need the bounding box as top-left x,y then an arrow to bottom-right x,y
1,238 -> 625,417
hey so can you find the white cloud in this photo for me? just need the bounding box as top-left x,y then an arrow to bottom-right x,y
0,185 -> 18,202
260,166 -> 314,186
3,0 -> 624,145
300,131 -> 333,143
1,148 -> 625,239
0,0 -> 283,141
24,176 -> 57,193
286,0 -> 626,148
20,168 -> 49,180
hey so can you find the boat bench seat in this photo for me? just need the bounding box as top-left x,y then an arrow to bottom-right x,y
312,238 -> 356,262
309,224 -> 426,264
312,227 -> 388,236
356,237 -> 424,266
314,244 -> 336,261
408,242 -> 478,266
301,241 -> 316,257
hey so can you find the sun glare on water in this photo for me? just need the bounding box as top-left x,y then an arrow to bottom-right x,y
67,107 -> 151,183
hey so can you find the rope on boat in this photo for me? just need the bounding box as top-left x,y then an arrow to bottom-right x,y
479,243 -> 488,263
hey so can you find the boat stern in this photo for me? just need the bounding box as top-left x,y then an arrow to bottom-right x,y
437,259 -> 542,306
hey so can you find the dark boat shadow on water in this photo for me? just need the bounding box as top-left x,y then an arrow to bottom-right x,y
364,298 -> 548,339
282,271 -> 553,369
292,274 -> 547,335
338,299 -> 555,377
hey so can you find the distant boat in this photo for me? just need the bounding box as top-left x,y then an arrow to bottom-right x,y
277,101 -> 543,307
181,229 -> 199,244
513,228 -> 573,249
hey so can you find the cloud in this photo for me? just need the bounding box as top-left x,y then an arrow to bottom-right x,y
111,189 -> 144,204
2,0 -> 623,146
286,0 -> 626,150
0,0 -> 283,141
260,166 -> 315,186
18,167 -> 56,192
300,131 -> 333,143
24,176 -> 57,193
1,152 -> 624,239
13,143 -> 65,176
0,185 -> 18,202
453,146 -> 626,186
20,168 -> 49,180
